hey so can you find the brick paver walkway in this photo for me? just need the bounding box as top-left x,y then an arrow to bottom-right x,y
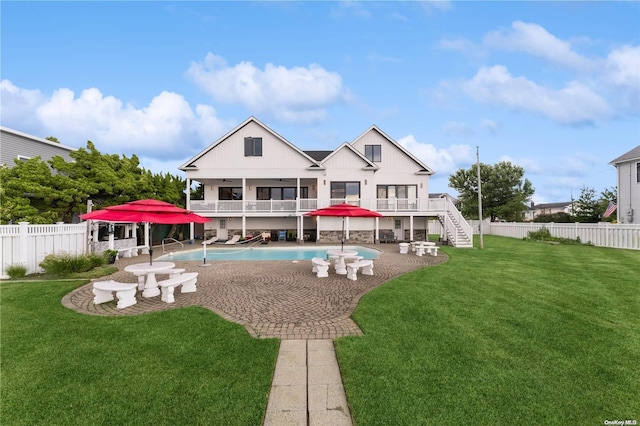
62,243 -> 447,339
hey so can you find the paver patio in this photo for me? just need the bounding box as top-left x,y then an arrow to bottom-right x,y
62,242 -> 447,339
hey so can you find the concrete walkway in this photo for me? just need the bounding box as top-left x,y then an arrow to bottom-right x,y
264,340 -> 352,426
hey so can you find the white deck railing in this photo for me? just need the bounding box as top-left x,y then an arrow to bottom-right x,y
190,198 -> 451,214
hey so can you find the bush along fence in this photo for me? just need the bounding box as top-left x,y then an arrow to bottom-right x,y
0,222 -> 88,278
469,221 -> 640,250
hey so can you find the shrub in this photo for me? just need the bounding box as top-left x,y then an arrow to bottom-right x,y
6,264 -> 27,279
89,254 -> 106,268
39,254 -> 95,277
527,227 -> 552,241
526,227 -> 582,245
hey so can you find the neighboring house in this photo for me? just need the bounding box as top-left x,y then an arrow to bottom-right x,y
610,145 -> 640,224
180,117 -> 473,247
524,201 -> 573,221
0,126 -> 75,167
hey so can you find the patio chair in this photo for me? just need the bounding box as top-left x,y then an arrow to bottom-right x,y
224,235 -> 241,245
202,236 -> 218,245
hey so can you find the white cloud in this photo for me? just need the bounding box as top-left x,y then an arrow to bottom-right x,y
461,65 -> 611,125
498,155 -> 543,175
332,1 -> 372,19
480,119 -> 500,135
603,45 -> 640,111
442,121 -> 474,137
437,37 -> 484,59
0,80 -> 231,161
185,53 -> 348,124
0,80 -> 47,131
397,135 -> 474,176
419,1 -> 453,14
484,21 -> 595,71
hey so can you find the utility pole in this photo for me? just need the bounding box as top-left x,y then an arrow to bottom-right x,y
476,146 -> 484,249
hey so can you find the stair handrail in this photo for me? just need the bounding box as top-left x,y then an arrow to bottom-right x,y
162,238 -> 184,253
445,198 -> 473,243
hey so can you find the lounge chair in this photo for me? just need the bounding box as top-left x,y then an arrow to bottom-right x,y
224,235 -> 241,245
202,236 -> 218,245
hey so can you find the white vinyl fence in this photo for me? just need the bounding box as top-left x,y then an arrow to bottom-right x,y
0,222 -> 87,278
469,221 -> 640,251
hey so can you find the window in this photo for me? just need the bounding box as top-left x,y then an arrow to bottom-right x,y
17,155 -> 31,162
219,219 -> 226,229
377,185 -> 417,198
331,182 -> 360,202
637,162 -> 640,183
219,187 -> 243,200
244,137 -> 262,156
256,187 -> 307,200
365,145 -> 381,162
377,185 -> 418,209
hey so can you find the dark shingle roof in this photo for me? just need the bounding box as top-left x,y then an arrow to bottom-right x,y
304,150 -> 333,161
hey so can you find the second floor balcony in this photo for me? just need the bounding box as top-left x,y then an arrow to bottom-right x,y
189,198 -> 451,215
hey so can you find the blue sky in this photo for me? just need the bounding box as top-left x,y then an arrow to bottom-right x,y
2,1 -> 639,203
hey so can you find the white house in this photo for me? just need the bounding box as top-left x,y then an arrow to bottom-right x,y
524,201 -> 573,221
610,145 -> 640,223
180,117 -> 473,247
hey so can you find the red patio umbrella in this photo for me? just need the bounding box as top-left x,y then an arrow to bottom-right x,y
80,199 -> 209,264
305,203 -> 383,250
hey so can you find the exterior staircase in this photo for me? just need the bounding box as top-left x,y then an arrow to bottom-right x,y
439,200 -> 474,248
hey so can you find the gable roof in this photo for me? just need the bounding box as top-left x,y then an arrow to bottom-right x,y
350,125 -> 435,175
610,145 -> 640,165
178,116 -> 323,170
320,142 -> 379,170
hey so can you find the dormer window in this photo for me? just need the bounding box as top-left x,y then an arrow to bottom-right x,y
365,145 -> 381,162
244,137 -> 262,156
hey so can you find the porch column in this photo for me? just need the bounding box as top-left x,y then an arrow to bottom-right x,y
410,215 -> 414,241
317,216 -> 321,243
299,215 -> 304,244
186,178 -> 194,241
345,217 -> 350,241
242,178 -> 246,214
375,217 -> 380,243
142,223 -> 150,254
242,216 -> 247,238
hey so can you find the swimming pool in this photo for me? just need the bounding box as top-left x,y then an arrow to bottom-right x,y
157,245 -> 380,261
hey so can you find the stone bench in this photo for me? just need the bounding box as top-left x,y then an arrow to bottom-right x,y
92,280 -> 138,309
157,272 -> 198,303
311,257 -> 330,278
399,243 -> 410,254
346,260 -> 374,281
116,246 -> 147,259
426,246 -> 439,256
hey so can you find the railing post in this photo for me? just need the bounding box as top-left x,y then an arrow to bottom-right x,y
18,222 -> 29,272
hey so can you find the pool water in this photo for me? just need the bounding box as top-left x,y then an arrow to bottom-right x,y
158,245 -> 380,261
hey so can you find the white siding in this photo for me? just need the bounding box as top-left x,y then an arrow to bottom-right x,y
617,160 -> 640,224
351,129 -> 430,198
186,121 -> 317,180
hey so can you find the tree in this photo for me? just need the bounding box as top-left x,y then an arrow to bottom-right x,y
572,186 -> 601,222
449,161 -> 534,221
0,141 -> 186,224
45,136 -> 60,143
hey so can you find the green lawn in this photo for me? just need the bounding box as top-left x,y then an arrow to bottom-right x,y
0,280 -> 279,425
336,236 -> 640,425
